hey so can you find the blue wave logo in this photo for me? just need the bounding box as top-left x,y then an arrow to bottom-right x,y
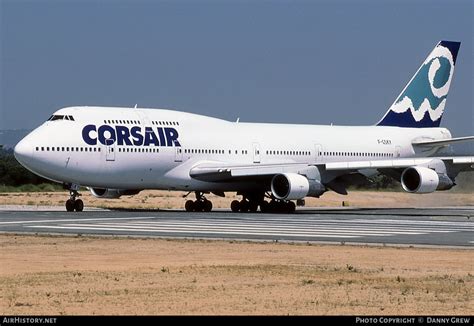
377,41 -> 460,128
396,56 -> 451,114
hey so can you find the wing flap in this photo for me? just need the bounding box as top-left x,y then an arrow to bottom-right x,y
326,156 -> 474,171
325,158 -> 431,170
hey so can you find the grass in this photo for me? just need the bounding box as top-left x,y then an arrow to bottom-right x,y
346,264 -> 358,273
301,279 -> 315,285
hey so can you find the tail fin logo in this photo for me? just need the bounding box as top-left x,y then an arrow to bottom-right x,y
377,41 -> 460,128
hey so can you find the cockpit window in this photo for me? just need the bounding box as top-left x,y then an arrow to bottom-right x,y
48,115 -> 64,121
48,115 -> 75,121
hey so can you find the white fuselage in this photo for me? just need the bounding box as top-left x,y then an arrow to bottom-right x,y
14,106 -> 451,192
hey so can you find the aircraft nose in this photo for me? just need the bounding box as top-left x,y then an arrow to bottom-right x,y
14,136 -> 34,167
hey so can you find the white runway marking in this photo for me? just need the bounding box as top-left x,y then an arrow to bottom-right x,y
21,215 -> 472,241
0,216 -> 159,225
26,225 -> 361,238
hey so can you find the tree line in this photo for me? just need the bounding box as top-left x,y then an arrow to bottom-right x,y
0,148 -> 53,186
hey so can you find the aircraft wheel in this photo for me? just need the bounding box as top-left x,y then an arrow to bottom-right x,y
248,201 -> 258,213
287,201 -> 296,213
74,199 -> 84,212
194,200 -> 204,212
185,200 -> 194,212
203,200 -> 213,212
260,201 -> 269,213
66,199 -> 75,212
268,200 -> 278,213
230,200 -> 240,212
239,200 -> 249,213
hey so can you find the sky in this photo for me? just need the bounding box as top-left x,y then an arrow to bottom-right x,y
1,0 -> 473,139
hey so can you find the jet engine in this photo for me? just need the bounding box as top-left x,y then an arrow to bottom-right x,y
401,166 -> 454,194
271,173 -> 325,200
89,188 -> 142,199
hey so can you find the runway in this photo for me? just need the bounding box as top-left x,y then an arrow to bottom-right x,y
0,207 -> 472,247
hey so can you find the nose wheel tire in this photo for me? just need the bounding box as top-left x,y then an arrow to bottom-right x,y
65,184 -> 83,212
66,199 -> 75,212
74,199 -> 84,212
65,198 -> 84,212
185,200 -> 194,212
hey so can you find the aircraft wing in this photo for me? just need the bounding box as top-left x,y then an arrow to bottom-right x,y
190,156 -> 474,182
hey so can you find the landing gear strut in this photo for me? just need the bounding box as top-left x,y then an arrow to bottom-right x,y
184,191 -> 213,212
64,184 -> 84,212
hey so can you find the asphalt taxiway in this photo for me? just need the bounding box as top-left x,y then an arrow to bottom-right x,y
0,207 -> 472,247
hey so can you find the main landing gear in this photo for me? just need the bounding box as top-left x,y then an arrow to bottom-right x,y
182,191 -> 297,214
260,199 -> 296,214
230,192 -> 296,214
231,198 -> 296,213
64,184 -> 84,212
184,191 -> 213,212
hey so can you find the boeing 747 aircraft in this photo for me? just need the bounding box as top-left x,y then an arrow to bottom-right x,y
14,40 -> 474,212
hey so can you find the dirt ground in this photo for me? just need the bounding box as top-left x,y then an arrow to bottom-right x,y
0,234 -> 472,315
0,189 -> 473,210
1,190 -> 472,315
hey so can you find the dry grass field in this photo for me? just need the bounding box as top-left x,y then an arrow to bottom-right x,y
0,189 -> 473,210
0,234 -> 472,315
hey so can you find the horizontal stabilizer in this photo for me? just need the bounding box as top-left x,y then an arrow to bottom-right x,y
412,136 -> 474,147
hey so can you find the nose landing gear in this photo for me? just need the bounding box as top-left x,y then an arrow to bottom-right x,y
64,184 -> 84,212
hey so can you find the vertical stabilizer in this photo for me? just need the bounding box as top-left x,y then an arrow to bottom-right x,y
377,41 -> 460,128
